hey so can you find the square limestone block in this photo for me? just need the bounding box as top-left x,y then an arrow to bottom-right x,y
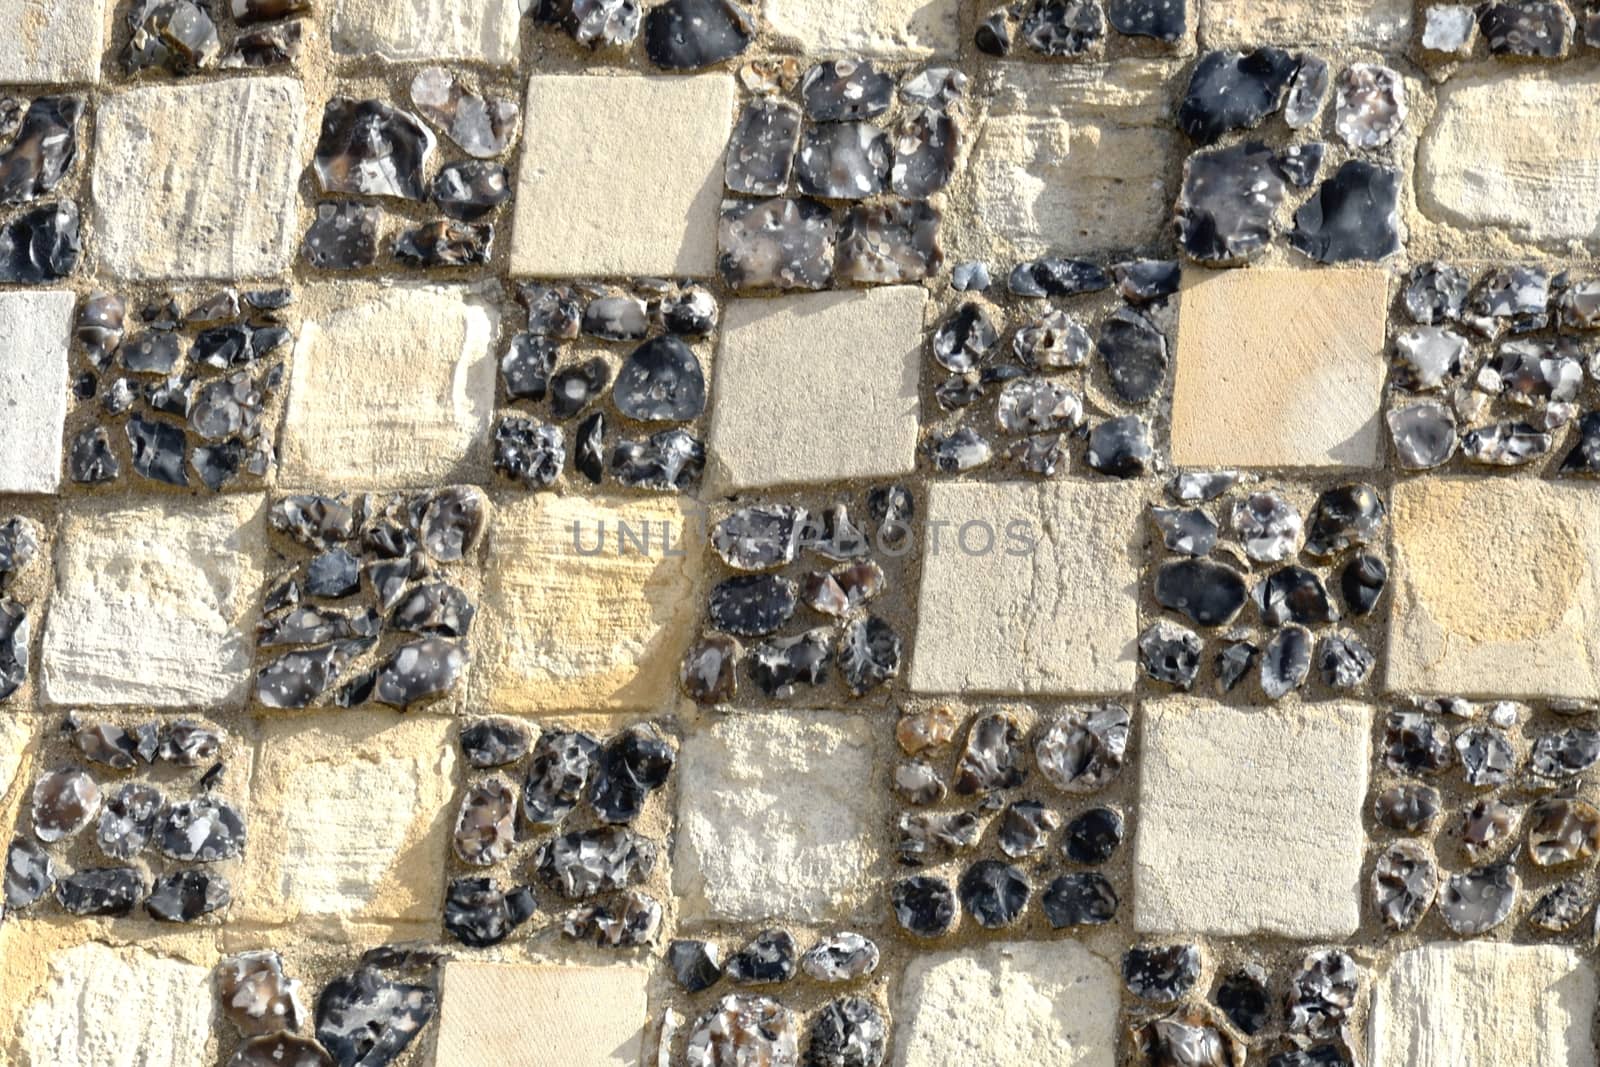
674,710 -> 888,923
894,941 -> 1120,1067
1133,699 -> 1370,939
331,0 -> 522,65
40,496 -> 267,709
239,712 -> 457,933
511,75 -> 734,277
1370,943 -> 1597,1067
706,287 -> 923,491
92,78 -> 305,281
280,283 -> 498,490
1202,0 -> 1411,48
908,480 -> 1142,696
0,0 -> 106,83
435,962 -> 648,1066
762,0 -> 961,57
1387,478 -> 1600,699
1171,267 -> 1388,469
0,290 -> 73,494
474,495 -> 702,713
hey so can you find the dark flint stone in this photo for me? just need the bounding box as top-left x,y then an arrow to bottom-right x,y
610,429 -> 704,490
583,295 -> 648,341
556,0 -> 643,46
1098,308 -> 1167,404
807,997 -> 886,1067
1007,257 -> 1111,298
714,504 -> 808,571
460,718 -> 528,769
565,895 -> 663,949
891,108 -> 958,199
121,332 -> 182,374
1562,412 -> 1600,474
314,98 -> 434,200
1114,259 -> 1181,304
124,0 -> 222,73
614,336 -> 706,422
1440,863 -> 1519,934
670,939 -> 724,992
709,575 -> 797,637
644,0 -> 753,69
681,633 -> 740,704
1255,566 -> 1335,627
1021,0 -> 1106,55
1375,784 -> 1442,833
394,220 -> 492,267
795,122 -> 890,200
934,376 -> 981,411
158,721 -> 221,766
390,582 -> 474,638
1267,1048 -> 1348,1067
575,411 -> 606,483
1341,554 -> 1386,616
444,876 -> 536,947
1041,873 -> 1118,927
897,811 -> 981,864
998,800 -> 1058,858
1384,712 -> 1453,774
421,486 -> 486,560
1261,625 -> 1311,699
230,1034 -> 335,1067
719,197 -> 837,290
429,161 -> 510,221
0,600 -> 26,701
0,96 -> 83,206
1531,879 -> 1589,932
4,837 -> 53,909
662,287 -> 718,336
1216,965 -> 1272,1036
955,712 -> 1025,795
374,638 -> 466,707
1124,944 -> 1202,1002
838,615 -> 900,695
589,723 -> 675,824
76,724 -> 142,769
223,20 -> 303,67
1480,0 -> 1573,55
535,826 -> 656,898
523,729 -> 598,827
1140,620 -> 1201,688
1285,54 -> 1329,127
901,67 -> 968,110
0,200 -> 81,282
835,199 -> 943,285
1107,0 -> 1185,40
1274,142 -> 1325,188
892,875 -> 956,937
1405,262 -> 1470,324
305,549 -> 361,599
1456,725 -> 1513,788
518,284 -> 582,338
57,866 -> 144,916
315,960 -> 436,1067
190,325 -> 251,368
159,796 -> 246,861
0,518 -> 37,577
1461,420 -> 1551,466
255,642 -> 366,708
1530,728 -> 1600,779
126,414 -> 189,487
1305,484 -> 1385,556
551,358 -> 610,419
147,868 -> 230,922
800,60 -> 895,121
1150,507 -> 1218,556
932,303 -> 997,372
1289,160 -> 1402,264
1388,401 -> 1457,470
1215,638 -> 1258,693
1177,48 -> 1297,145
975,12 -> 1011,54
726,99 -> 801,196
1316,633 -> 1374,689
67,426 -> 119,483
1156,560 -> 1247,627
1087,415 -> 1153,477
1287,951 -> 1360,1037
1064,806 -> 1124,864
959,860 -> 1030,928
78,291 -> 126,370
494,417 -> 564,488
98,782 -> 163,859
727,929 -> 798,983
748,628 -> 831,696
1472,265 -> 1551,334
1175,142 -> 1283,264
1374,841 -> 1436,931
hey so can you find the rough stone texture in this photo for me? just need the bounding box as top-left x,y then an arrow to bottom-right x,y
1171,268 -> 1388,469
706,287 -> 923,491
436,963 -> 648,1067
331,0 -> 522,65
909,480 -> 1142,696
475,495 -> 701,713
281,284 -> 498,489
674,711 -> 887,923
240,712 -> 456,934
1202,0 -> 1411,47
0,291 -> 72,495
1388,479 -> 1600,699
40,496 -> 266,709
0,714 -> 43,828
92,78 -> 305,281
951,62 -> 1179,262
894,941 -> 1119,1067
0,0 -> 104,83
511,75 -> 734,278
762,0 -> 962,57
1369,943 -> 1597,1067
1418,68 -> 1600,250
1133,699 -> 1371,938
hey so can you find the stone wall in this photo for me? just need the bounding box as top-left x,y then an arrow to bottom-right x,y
1,0 -> 1599,1064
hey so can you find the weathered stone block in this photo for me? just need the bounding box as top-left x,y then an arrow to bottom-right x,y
909,480 -> 1141,696
239,712 -> 456,932
435,962 -> 648,1066
0,291 -> 73,494
674,710 -> 887,923
1370,943 -> 1597,1067
0,0 -> 105,83
894,941 -> 1119,1067
1171,267 -> 1388,469
1202,0 -> 1411,47
40,497 -> 266,709
511,75 -> 734,277
280,284 -> 498,490
330,0 -> 522,64
92,78 -> 305,281
474,495 -> 701,713
1133,699 -> 1370,938
762,0 -> 962,57
706,287 -> 923,491
1387,479 -> 1600,699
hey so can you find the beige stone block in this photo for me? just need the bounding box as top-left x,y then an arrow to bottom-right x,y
675,710 -> 887,923
0,714 -> 43,825
331,0 -> 522,64
436,962 -> 648,1066
908,480 -> 1141,696
475,495 -> 701,713
511,75 -> 734,277
0,290 -> 73,494
894,940 -> 1119,1067
92,78 -> 304,281
706,287 -> 923,491
1386,479 -> 1600,699
1133,699 -> 1370,938
1418,68 -> 1600,248
280,284 -> 498,490
1,0 -> 105,83
1171,268 -> 1388,469
239,712 -> 456,933
950,62 -> 1179,262
40,496 -> 266,709
762,0 -> 961,57
1370,943 -> 1597,1067
1202,0 -> 1411,47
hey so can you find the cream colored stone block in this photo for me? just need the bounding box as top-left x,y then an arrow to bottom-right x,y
280,284 -> 498,490
1171,268 -> 1388,469
1202,0 -> 1411,47
475,495 -> 701,713
331,0 -> 522,64
706,287 -> 923,491
1387,479 -> 1600,699
436,962 -> 648,1067
511,75 -> 734,277
1,0 -> 105,83
675,710 -> 887,923
40,496 -> 266,709
909,480 -> 1141,696
1419,68 -> 1600,248
951,62 -> 1179,261
92,79 -> 305,281
1370,943 -> 1597,1067
0,714 -> 37,814
1133,699 -> 1370,938
0,290 -> 73,494
239,712 -> 456,932
894,941 -> 1119,1067
762,0 -> 961,57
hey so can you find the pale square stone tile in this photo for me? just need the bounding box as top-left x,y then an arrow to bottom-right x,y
0,290 -> 73,494
1202,0 -> 1411,48
330,0 -> 522,65
435,962 -> 648,1066
762,0 -> 961,57
0,0 -> 106,83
